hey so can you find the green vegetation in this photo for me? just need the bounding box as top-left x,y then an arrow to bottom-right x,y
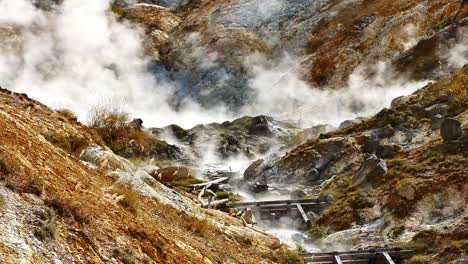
278,248 -> 304,264
0,194 -> 6,209
89,108 -> 157,157
45,196 -> 89,224
34,214 -> 57,241
114,186 -> 140,215
42,131 -> 88,156
56,108 -> 77,120
181,214 -> 214,237
407,255 -> 429,264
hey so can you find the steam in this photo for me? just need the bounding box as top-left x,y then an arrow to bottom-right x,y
0,0 -> 232,128
242,54 -> 428,127
0,0 -> 464,132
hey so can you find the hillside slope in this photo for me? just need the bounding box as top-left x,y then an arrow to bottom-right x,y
0,87 -> 288,263
245,65 -> 468,263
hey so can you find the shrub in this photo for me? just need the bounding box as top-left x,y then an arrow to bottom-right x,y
42,131 -> 88,156
114,187 -> 140,215
89,108 -> 130,151
279,248 -> 304,264
45,197 -> 89,223
56,108 -> 77,120
0,194 -> 6,209
89,108 -> 157,157
34,214 -> 57,241
181,214 -> 213,237
407,255 -> 429,264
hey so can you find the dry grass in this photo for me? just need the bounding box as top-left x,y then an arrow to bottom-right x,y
88,108 -> 158,157
42,131 -> 89,156
45,196 -> 89,224
56,108 -> 77,121
407,255 -> 429,264
113,186 -> 141,215
181,214 -> 214,237
0,194 -> 5,209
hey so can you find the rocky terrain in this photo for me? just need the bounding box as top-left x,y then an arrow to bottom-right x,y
0,0 -> 467,264
115,0 -> 468,109
243,65 -> 468,263
0,88 -> 296,263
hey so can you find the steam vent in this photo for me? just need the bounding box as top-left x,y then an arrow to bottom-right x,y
0,0 -> 467,263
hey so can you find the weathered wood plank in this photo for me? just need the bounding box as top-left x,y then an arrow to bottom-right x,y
190,177 -> 229,188
301,248 -> 412,257
226,198 -> 327,208
296,204 -> 310,223
334,255 -> 343,264
381,252 -> 396,264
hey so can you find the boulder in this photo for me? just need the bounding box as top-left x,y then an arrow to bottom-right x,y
242,209 -> 255,224
339,117 -> 364,129
431,114 -> 444,130
305,168 -> 320,183
306,211 -> 320,223
243,159 -> 264,182
80,146 -> 136,172
397,185 -> 416,200
440,118 -> 463,142
421,103 -> 449,119
376,144 -> 400,158
353,157 -> 387,187
248,116 -> 275,136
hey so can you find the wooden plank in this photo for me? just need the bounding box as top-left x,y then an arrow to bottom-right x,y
296,204 -> 310,223
227,198 -> 327,208
333,256 -> 343,264
301,248 -> 412,257
303,250 -> 414,260
381,252 -> 396,264
189,177 -> 229,187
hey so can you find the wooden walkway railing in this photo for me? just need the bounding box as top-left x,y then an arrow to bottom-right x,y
301,248 -> 414,264
226,198 -> 328,224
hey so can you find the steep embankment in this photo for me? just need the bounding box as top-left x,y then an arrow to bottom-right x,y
245,65 -> 468,262
0,87 -> 291,263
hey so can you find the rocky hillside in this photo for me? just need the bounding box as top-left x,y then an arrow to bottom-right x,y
243,65 -> 467,263
115,0 -> 467,108
0,87 -> 296,263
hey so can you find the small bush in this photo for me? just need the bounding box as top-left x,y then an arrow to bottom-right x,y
182,214 -> 213,237
279,248 -> 304,264
45,197 -> 89,223
0,194 -> 6,209
5,179 -> 43,196
89,108 -> 157,157
215,191 -> 230,200
56,108 -> 77,120
34,214 -> 57,241
114,187 -> 140,215
89,108 -> 130,151
42,131 -> 88,156
407,255 -> 429,264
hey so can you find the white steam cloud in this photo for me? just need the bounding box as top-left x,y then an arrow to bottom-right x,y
241,54 -> 428,127
0,0 -> 232,128
0,0 -> 463,131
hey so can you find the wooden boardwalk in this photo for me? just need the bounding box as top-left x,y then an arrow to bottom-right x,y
226,198 -> 328,224
301,248 -> 414,264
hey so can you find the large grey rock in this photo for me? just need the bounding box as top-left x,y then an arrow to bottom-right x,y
440,118 -> 463,142
339,117 -> 365,129
353,157 -> 387,187
431,114 -> 444,129
243,159 -> 265,181
422,103 -> 449,119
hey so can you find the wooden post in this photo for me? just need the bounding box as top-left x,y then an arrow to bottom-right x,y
382,252 -> 396,264
296,204 -> 310,224
334,255 -> 343,264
